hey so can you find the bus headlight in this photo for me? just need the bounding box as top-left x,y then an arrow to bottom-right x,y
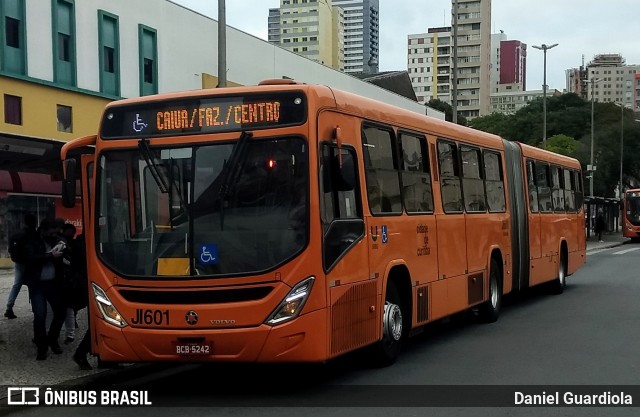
92,283 -> 128,328
265,276 -> 315,325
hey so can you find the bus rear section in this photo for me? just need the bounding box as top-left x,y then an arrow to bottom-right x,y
516,143 -> 586,292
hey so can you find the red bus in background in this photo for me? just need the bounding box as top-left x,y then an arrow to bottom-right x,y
623,189 -> 640,242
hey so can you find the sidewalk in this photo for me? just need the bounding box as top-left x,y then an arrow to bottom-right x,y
0,268 -> 107,387
0,231 -> 630,388
585,230 -> 628,251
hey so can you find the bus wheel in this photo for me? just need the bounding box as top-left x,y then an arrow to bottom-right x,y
372,282 -> 404,366
552,251 -> 567,294
479,258 -> 502,323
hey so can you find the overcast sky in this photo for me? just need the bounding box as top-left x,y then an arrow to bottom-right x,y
171,0 -> 640,92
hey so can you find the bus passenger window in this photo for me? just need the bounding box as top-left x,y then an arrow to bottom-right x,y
461,146 -> 486,213
526,160 -> 539,213
400,133 -> 433,213
536,163 -> 552,213
551,166 -> 565,212
437,141 -> 463,213
574,171 -> 584,209
362,126 -> 402,215
564,169 -> 576,212
484,151 -> 506,213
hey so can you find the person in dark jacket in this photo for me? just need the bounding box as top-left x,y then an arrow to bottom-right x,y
24,219 -> 66,360
70,233 -> 93,370
595,211 -> 606,242
4,213 -> 38,319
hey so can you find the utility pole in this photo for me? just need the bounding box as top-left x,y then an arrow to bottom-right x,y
588,77 -> 602,198
619,102 -> 624,198
451,0 -> 458,124
218,0 -> 227,87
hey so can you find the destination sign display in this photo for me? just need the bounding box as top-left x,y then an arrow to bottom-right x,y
100,92 -> 307,139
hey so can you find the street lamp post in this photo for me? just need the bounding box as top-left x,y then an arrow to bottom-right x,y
217,0 -> 227,87
588,77 -> 602,198
452,0 -> 458,124
619,102 -> 624,199
531,43 -> 558,149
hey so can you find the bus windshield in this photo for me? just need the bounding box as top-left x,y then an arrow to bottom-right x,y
95,135 -> 308,278
627,195 -> 640,225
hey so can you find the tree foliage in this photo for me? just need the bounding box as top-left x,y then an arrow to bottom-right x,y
468,93 -> 640,197
546,134 -> 582,156
427,99 -> 468,126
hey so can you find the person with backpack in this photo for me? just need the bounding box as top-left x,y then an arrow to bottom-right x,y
4,213 -> 38,319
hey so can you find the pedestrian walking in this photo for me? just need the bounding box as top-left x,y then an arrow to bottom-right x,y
4,214 -> 38,319
595,211 -> 606,242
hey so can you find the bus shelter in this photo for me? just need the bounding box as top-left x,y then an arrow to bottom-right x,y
584,196 -> 622,239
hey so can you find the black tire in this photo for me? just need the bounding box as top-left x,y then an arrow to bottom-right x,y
478,258 -> 502,323
551,251 -> 567,295
371,282 -> 404,367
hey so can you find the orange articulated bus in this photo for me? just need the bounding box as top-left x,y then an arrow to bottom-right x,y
60,79 -> 586,366
622,189 -> 640,242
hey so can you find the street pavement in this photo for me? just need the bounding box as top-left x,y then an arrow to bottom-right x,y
0,231 -> 629,391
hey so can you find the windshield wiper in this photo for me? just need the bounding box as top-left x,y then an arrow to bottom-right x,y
219,132 -> 253,199
138,138 -> 169,193
218,131 -> 253,229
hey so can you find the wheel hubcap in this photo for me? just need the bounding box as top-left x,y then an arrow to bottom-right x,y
490,275 -> 498,308
383,302 -> 403,342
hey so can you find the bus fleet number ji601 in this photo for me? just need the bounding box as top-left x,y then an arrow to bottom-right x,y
131,309 -> 169,325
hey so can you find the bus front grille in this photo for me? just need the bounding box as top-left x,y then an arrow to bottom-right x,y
118,286 -> 274,304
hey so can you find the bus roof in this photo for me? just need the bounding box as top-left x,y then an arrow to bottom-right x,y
103,80 -> 525,154
517,142 -> 582,170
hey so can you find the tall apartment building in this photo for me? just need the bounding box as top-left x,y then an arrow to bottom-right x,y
582,54 -> 640,112
489,32 -> 506,92
407,27 -> 451,105
566,67 -> 587,100
331,0 -> 379,74
268,0 -> 344,71
454,0 -> 491,118
491,36 -> 526,93
407,0 -> 491,118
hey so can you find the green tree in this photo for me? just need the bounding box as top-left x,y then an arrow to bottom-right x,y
545,134 -> 581,156
427,99 -> 468,126
466,92 -> 640,197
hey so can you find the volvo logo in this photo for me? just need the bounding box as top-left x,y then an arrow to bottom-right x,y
209,319 -> 236,325
185,311 -> 198,325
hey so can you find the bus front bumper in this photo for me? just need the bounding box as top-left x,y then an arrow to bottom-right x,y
93,308 -> 328,363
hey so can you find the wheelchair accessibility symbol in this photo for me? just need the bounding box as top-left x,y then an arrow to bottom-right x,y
132,113 -> 148,133
198,244 -> 218,265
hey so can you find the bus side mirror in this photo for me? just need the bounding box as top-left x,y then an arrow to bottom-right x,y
62,158 -> 77,208
332,151 -> 356,192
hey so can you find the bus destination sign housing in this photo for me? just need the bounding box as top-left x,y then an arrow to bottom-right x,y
100,92 -> 307,139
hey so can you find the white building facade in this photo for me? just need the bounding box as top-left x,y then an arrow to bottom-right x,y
490,89 -> 561,115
